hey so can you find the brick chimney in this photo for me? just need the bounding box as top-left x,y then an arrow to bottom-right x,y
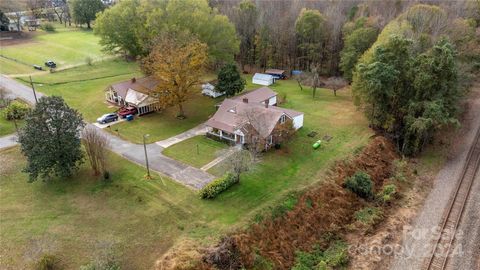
243,98 -> 248,103
265,99 -> 269,108
131,77 -> 136,83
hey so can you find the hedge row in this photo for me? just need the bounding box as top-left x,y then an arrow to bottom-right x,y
199,173 -> 238,199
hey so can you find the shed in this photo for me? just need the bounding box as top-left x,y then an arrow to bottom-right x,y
265,69 -> 287,79
252,73 -> 274,86
201,80 -> 224,98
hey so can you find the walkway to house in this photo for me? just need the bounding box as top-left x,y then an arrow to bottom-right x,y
0,75 -> 216,189
200,145 -> 241,171
155,124 -> 208,148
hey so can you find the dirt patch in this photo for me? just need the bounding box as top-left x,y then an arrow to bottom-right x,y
0,31 -> 38,47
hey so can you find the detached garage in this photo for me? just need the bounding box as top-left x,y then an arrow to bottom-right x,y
252,73 -> 274,86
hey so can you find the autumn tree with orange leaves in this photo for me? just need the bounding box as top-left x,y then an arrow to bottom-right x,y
141,34 -> 208,118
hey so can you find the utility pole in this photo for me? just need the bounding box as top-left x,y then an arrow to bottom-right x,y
143,134 -> 151,178
29,76 -> 38,103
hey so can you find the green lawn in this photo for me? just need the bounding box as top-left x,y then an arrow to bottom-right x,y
163,136 -> 228,168
0,112 -> 24,136
24,60 -> 141,122
0,27 -> 105,75
0,77 -> 373,268
108,94 -> 219,143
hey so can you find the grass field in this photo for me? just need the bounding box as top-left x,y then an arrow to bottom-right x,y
163,136 -> 228,168
0,27 -> 105,75
0,112 -> 24,136
19,59 -> 218,142
0,76 -> 374,268
108,94 -> 219,143
23,60 -> 141,122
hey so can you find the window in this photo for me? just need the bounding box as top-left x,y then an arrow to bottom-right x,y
268,135 -> 273,144
280,114 -> 286,124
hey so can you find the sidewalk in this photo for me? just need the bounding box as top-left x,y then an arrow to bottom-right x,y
0,75 -> 216,189
155,124 -> 208,148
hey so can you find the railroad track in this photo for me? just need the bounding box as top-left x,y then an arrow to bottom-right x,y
424,127 -> 480,270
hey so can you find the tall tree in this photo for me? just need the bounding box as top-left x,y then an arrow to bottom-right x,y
295,9 -> 328,71
340,26 -> 378,82
70,0 -> 104,29
18,96 -> 85,182
94,0 -> 143,57
141,34 -> 208,118
216,63 -> 246,97
233,0 -> 257,71
95,0 -> 239,64
353,35 -> 459,156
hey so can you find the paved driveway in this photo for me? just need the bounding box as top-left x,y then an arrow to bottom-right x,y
0,75 -> 216,189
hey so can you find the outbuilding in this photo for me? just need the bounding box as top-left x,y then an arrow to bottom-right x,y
265,69 -> 287,80
252,73 -> 274,86
201,80 -> 224,98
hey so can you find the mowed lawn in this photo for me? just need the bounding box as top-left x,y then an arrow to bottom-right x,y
19,59 -> 219,142
108,94 -> 219,143
23,60 -> 141,122
0,113 -> 24,136
163,136 -> 228,168
0,77 -> 372,268
0,27 -> 105,75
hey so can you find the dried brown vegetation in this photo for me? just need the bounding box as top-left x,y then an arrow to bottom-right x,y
200,136 -> 398,270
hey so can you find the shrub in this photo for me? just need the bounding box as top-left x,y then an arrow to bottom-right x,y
392,159 -> 408,182
354,207 -> 384,226
292,241 -> 349,270
35,254 -> 60,270
41,23 -> 55,32
3,100 -> 29,120
199,173 -> 238,199
377,184 -> 397,204
344,171 -> 374,199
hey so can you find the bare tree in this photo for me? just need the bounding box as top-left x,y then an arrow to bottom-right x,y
82,126 -> 110,176
241,107 -> 274,159
325,76 -> 347,96
223,149 -> 253,181
311,65 -> 324,99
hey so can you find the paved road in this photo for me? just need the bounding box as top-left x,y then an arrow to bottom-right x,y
0,75 -> 215,189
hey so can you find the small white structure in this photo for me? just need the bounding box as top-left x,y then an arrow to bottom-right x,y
201,82 -> 224,98
252,73 -> 274,86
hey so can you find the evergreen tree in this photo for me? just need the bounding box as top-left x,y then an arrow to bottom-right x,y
18,96 -> 85,182
216,63 -> 246,97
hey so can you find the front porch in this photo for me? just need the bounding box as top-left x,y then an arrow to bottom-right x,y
206,128 -> 244,146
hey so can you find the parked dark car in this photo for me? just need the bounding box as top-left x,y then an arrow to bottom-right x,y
97,113 -> 118,124
33,65 -> 43,70
45,60 -> 57,68
118,106 -> 137,118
